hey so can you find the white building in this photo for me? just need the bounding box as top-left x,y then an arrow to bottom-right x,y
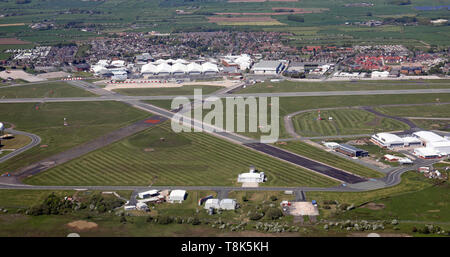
204,199 -> 221,209
251,60 -> 284,75
219,199 -> 237,210
413,131 -> 446,145
413,131 -> 450,155
371,133 -> 405,148
371,71 -> 389,78
414,147 -> 442,159
237,166 -> 265,183
136,202 -> 149,211
168,190 -> 186,203
138,190 -> 159,199
202,62 -> 219,74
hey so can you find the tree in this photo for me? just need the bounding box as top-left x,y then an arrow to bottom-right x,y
265,208 -> 283,220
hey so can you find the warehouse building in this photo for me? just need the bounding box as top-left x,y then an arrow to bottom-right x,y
168,190 -> 187,203
336,144 -> 369,157
371,133 -> 422,148
237,166 -> 266,183
203,198 -> 237,210
414,147 -> 442,159
251,60 -> 284,75
413,131 -> 450,155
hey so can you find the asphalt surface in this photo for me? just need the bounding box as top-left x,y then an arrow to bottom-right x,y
244,143 -> 367,184
2,88 -> 450,103
0,129 -> 41,163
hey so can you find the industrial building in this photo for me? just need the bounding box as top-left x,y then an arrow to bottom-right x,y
414,147 -> 442,159
140,61 -> 218,76
221,54 -> 252,71
237,166 -> 266,183
204,198 -> 237,210
336,144 -> 369,157
251,60 -> 284,75
413,131 -> 450,155
138,190 -> 159,199
168,190 -> 187,203
371,133 -> 422,148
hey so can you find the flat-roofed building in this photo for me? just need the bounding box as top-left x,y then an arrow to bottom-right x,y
251,60 -> 284,75
336,144 -> 369,157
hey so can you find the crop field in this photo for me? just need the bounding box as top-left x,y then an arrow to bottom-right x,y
0,82 -> 96,98
0,101 -> 149,172
24,122 -> 338,187
292,109 -> 410,137
113,85 -> 222,96
0,0 -> 447,46
207,16 -> 285,26
235,80 -> 450,94
275,141 -> 383,178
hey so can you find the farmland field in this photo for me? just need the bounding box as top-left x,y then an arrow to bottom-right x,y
235,80 -> 450,94
0,101 -> 149,172
24,122 -> 338,187
112,85 -> 222,96
0,82 -> 96,98
275,141 -> 383,178
292,109 -> 410,137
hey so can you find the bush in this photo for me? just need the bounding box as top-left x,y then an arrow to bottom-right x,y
270,195 -> 278,202
265,208 -> 283,220
157,215 -> 173,225
249,212 -> 264,221
146,216 -> 153,223
287,15 -> 304,23
192,217 -> 201,225
120,216 -> 127,223
242,196 -> 248,202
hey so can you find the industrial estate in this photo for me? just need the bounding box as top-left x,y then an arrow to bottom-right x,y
0,0 -> 449,239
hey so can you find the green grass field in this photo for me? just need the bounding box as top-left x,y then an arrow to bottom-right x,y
275,141 -> 383,178
235,80 -> 450,94
0,134 -> 31,150
112,85 -> 222,96
146,93 -> 449,140
292,109 -> 410,137
334,182 -> 450,223
375,104 -> 450,131
307,171 -> 435,210
0,82 -> 96,98
0,101 -> 149,172
24,122 -> 338,187
375,104 -> 450,118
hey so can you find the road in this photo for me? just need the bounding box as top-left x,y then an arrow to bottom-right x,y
2,88 -> 450,103
0,129 -> 41,163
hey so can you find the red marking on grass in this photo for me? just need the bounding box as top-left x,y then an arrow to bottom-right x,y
145,119 -> 161,124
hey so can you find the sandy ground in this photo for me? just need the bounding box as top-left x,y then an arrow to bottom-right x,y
102,79 -> 241,91
288,202 -> 319,216
360,202 -> 385,210
36,71 -> 70,79
67,220 -> 98,230
0,70 -> 46,82
241,182 -> 259,187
